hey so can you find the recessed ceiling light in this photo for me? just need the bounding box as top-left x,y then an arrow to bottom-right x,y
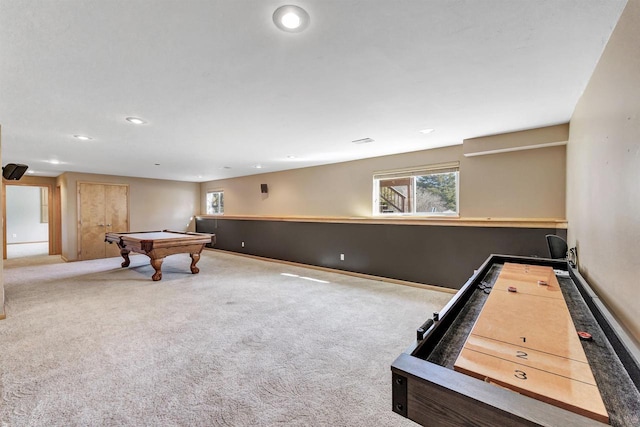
49,159 -> 61,165
73,135 -> 92,140
419,128 -> 435,134
126,117 -> 146,125
273,5 -> 310,33
27,170 -> 35,174
255,164 -> 263,169
287,155 -> 297,159
282,13 -> 300,28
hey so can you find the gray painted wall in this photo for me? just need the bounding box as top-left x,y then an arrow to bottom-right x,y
197,217 -> 566,289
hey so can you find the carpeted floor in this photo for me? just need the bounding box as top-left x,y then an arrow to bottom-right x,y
0,250 -> 452,426
5,242 -> 49,259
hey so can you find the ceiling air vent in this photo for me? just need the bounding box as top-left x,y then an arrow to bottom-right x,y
351,137 -> 374,144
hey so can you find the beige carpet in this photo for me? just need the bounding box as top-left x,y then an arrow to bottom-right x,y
0,250 -> 452,426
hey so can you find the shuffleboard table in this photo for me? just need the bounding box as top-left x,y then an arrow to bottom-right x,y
105,230 -> 216,281
391,254 -> 640,427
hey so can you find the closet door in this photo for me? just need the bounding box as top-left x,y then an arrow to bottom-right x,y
78,183 -> 129,260
104,184 -> 129,258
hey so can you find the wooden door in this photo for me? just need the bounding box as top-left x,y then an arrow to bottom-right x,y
79,183 -> 106,260
105,185 -> 129,257
79,183 -> 128,260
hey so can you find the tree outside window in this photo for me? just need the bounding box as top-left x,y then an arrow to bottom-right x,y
415,172 -> 458,214
206,191 -> 224,215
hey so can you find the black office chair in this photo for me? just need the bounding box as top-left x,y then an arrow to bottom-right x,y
546,234 -> 568,259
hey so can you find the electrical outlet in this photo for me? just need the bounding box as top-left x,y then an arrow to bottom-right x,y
241,241 -> 245,248
340,253 -> 345,261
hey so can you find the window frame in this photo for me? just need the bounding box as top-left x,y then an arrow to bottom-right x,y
206,190 -> 224,215
372,162 -> 460,217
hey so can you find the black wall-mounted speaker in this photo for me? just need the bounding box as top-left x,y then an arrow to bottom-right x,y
260,184 -> 268,194
2,163 -> 29,180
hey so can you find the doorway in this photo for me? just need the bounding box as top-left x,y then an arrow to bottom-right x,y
4,185 -> 50,259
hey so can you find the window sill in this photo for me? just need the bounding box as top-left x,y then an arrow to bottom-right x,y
374,213 -> 460,219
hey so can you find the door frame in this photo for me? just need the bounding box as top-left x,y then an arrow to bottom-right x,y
2,180 -> 60,260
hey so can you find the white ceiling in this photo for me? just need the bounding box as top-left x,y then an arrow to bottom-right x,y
0,0 -> 627,182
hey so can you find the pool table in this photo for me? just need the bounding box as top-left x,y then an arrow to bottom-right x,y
105,230 -> 216,281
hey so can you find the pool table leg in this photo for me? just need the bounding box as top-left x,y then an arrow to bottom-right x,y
119,248 -> 131,268
190,253 -> 201,274
150,258 -> 163,281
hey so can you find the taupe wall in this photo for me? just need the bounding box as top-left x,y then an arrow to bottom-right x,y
57,172 -> 200,261
462,145 -> 566,218
567,0 -> 640,343
463,124 -> 568,156
0,125 -> 4,318
201,140 -> 566,219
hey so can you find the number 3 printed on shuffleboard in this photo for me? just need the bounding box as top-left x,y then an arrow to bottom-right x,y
514,370 -> 527,380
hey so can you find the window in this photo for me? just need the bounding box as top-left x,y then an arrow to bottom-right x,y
373,162 -> 459,216
206,190 -> 224,215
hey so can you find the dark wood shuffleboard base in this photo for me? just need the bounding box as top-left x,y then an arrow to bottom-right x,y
391,254 -> 640,427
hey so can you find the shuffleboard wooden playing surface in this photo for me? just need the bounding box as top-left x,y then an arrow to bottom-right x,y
454,263 -> 609,424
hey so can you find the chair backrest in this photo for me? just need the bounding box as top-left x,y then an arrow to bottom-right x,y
546,234 -> 568,259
